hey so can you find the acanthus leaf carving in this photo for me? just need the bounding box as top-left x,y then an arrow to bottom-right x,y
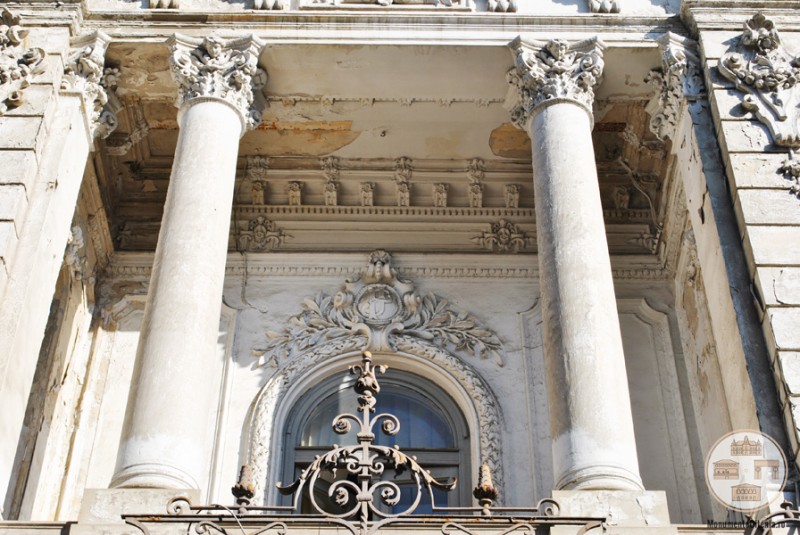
256,250 -> 506,367
505,37 -> 605,130
471,219 -> 532,254
62,31 -> 120,140
645,33 -> 704,142
718,14 -> 800,148
0,8 -> 45,116
168,34 -> 267,131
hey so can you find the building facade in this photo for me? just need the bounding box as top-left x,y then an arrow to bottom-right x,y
0,0 -> 799,533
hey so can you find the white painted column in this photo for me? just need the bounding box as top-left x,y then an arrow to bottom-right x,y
111,35 -> 266,489
506,37 -> 643,491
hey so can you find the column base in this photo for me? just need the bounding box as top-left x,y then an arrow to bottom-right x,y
110,463 -> 199,490
77,488 -> 201,524
552,490 -> 672,527
555,465 -> 644,492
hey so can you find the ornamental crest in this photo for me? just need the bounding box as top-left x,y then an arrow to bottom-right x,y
260,250 -> 505,366
718,14 -> 800,147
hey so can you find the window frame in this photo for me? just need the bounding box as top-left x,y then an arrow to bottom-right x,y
280,369 -> 472,510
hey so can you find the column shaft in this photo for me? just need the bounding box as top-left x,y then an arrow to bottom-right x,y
112,100 -> 241,489
507,36 -> 644,491
112,34 -> 265,490
530,103 -> 642,491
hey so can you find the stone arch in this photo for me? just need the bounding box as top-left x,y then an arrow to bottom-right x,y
244,337 -> 504,504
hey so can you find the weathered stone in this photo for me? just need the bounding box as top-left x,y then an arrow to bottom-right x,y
767,307 -> 800,350
718,120 -> 773,153
728,153 -> 791,189
0,185 -> 29,227
737,189 -> 800,226
745,226 -> 800,267
755,267 -> 800,306
0,117 -> 42,150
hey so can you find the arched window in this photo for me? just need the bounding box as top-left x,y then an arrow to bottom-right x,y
281,369 -> 471,513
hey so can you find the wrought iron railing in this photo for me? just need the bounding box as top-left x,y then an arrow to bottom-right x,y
124,351 -> 607,535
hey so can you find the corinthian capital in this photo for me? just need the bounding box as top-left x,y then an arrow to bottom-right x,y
645,33 -> 704,141
168,34 -> 267,132
505,36 -> 605,130
62,31 -> 120,140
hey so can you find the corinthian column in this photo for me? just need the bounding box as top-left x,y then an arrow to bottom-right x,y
506,37 -> 643,491
112,35 -> 266,489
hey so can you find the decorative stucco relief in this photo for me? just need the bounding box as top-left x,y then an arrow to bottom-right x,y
645,33 -> 704,142
258,250 -> 506,365
0,8 -> 44,116
300,0 -> 465,7
719,14 -> 800,148
247,156 -> 269,204
505,37 -> 605,129
237,216 -> 289,252
246,253 -> 505,502
471,219 -> 532,254
62,31 -> 120,140
168,34 -> 267,130
487,0 -> 517,12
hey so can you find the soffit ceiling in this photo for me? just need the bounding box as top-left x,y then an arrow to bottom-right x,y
98,41 -> 677,259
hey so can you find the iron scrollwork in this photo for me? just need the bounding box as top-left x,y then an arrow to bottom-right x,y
276,351 -> 456,535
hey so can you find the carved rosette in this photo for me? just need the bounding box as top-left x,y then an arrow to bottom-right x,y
168,34 -> 267,132
645,33 -> 704,142
718,14 -> 800,148
505,37 -> 605,129
0,8 -> 45,116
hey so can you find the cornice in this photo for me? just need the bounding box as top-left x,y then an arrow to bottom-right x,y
681,1 -> 800,34
105,251 -> 670,281
78,12 -> 687,45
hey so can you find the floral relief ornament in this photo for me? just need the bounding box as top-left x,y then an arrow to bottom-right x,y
472,219 -> 532,253
258,250 -> 506,366
505,37 -> 605,130
169,34 -> 267,130
0,8 -> 44,116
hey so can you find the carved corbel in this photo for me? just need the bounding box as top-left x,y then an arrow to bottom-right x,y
588,0 -> 619,13
394,157 -> 412,207
321,156 -> 340,207
505,36 -> 606,130
247,156 -> 269,204
149,0 -> 179,8
487,0 -> 517,12
467,158 -> 485,208
0,8 -> 45,116
62,31 -> 120,140
719,14 -> 800,148
645,32 -> 704,142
